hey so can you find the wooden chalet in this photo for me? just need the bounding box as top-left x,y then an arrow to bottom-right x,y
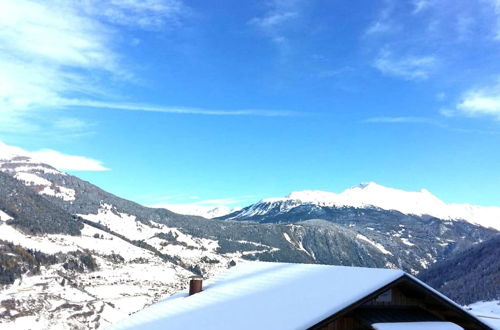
111,262 -> 492,330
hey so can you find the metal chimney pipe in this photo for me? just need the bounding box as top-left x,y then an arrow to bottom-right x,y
189,276 -> 203,296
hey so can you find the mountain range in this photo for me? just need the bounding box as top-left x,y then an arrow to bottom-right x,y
0,149 -> 498,329
214,183 -> 500,230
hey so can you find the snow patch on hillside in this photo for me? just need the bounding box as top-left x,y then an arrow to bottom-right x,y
13,165 -> 62,175
40,185 -> 76,201
77,203 -> 254,273
78,203 -> 220,255
0,210 -> 12,221
14,172 -> 52,186
0,222 -> 160,260
356,234 -> 393,255
5,168 -> 76,201
401,238 -> 415,246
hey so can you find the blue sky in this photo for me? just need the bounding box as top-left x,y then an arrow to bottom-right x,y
1,0 -> 500,207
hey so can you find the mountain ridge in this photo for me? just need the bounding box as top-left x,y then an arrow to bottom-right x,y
223,182 -> 500,230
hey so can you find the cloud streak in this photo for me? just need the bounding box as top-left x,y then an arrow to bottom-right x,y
364,116 -> 438,124
62,100 -> 300,117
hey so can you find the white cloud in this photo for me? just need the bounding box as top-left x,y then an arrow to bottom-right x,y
455,85 -> 500,120
437,83 -> 500,121
0,141 -> 109,171
0,0 -> 189,132
374,50 -> 437,80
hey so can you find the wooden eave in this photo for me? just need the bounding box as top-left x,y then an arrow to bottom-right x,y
307,274 -> 492,330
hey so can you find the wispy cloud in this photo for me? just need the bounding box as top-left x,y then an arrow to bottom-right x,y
0,0 -> 190,134
364,116 -> 438,124
482,0 -> 500,40
0,141 -> 109,171
365,0 -> 395,35
249,0 -> 304,46
81,0 -> 189,30
52,118 -> 91,131
374,49 -> 437,81
364,115 -> 500,134
62,100 -> 300,117
412,0 -> 432,14
364,0 -> 499,88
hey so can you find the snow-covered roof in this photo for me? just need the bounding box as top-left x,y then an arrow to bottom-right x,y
110,262 -> 405,330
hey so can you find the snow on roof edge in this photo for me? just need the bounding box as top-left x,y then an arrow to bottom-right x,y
403,273 -> 492,329
110,262 -> 406,330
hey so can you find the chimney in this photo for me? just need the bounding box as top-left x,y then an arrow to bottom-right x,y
189,276 -> 203,296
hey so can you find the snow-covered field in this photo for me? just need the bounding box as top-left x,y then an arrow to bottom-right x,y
0,254 -> 189,329
0,202 -> 266,329
467,300 -> 500,329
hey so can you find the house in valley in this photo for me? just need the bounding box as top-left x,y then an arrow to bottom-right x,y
111,262 -> 492,330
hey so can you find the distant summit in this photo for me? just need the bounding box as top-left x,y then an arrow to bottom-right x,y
229,183 -> 500,230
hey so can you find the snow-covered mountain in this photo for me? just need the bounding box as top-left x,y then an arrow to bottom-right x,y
150,204 -> 241,219
224,182 -> 500,230
0,142 -> 498,329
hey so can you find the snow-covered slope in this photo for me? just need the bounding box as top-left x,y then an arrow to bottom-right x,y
150,204 -> 241,219
467,300 -> 500,329
0,143 -> 76,202
233,182 -> 500,230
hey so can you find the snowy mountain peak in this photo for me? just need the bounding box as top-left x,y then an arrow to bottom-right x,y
266,183 -> 443,209
241,183 -> 500,230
